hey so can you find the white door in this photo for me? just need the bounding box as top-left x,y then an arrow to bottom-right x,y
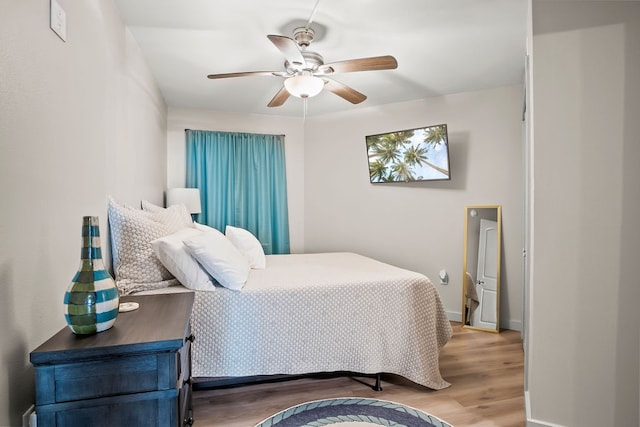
472,218 -> 498,329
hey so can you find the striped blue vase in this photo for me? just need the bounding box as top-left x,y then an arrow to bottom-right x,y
64,216 -> 119,334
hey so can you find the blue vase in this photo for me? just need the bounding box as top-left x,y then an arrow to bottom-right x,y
64,216 -> 119,334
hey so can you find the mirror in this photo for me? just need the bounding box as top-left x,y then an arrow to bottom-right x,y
462,205 -> 502,333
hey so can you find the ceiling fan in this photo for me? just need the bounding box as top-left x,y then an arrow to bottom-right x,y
206,25 -> 398,108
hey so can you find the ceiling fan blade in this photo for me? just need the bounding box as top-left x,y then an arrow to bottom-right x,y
318,55 -> 398,74
207,71 -> 285,79
267,35 -> 306,67
267,86 -> 290,107
323,78 -> 367,104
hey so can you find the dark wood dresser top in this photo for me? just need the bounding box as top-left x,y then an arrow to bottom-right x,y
31,292 -> 195,364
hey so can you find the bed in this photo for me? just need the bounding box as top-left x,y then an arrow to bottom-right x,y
107,198 -> 453,390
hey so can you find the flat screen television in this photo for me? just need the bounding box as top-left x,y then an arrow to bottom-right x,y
365,123 -> 451,183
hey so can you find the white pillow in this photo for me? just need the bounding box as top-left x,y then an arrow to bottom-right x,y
107,197 -> 193,295
183,229 -> 250,291
225,226 -> 266,269
151,228 -> 216,291
193,222 -> 217,233
141,199 -> 165,213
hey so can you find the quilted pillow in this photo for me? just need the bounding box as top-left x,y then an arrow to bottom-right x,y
151,228 -> 216,291
183,227 -> 250,291
225,225 -> 266,269
108,197 -> 193,295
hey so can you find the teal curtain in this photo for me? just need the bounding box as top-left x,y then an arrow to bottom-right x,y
186,130 -> 290,254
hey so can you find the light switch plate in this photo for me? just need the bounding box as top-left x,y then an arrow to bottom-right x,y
50,0 -> 67,42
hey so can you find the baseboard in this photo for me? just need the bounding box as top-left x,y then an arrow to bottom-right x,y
445,310 -> 462,322
527,414 -> 565,426
445,310 -> 522,332
525,390 -> 567,427
502,318 -> 522,331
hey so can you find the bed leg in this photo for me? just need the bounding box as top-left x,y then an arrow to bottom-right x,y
349,373 -> 383,391
373,373 -> 382,391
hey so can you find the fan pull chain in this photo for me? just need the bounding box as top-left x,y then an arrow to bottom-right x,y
303,98 -> 308,119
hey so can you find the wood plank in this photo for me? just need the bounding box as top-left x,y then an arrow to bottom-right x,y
191,322 -> 525,426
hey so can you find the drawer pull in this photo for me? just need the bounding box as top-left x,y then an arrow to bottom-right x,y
185,334 -> 195,343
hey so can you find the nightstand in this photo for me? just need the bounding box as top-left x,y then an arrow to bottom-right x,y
30,292 -> 195,427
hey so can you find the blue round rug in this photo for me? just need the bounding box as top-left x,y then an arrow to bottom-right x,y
255,397 -> 453,427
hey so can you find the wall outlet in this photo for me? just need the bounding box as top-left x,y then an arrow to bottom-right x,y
50,0 -> 67,42
439,269 -> 449,285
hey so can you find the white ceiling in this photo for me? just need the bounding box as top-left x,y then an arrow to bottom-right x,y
114,0 -> 528,117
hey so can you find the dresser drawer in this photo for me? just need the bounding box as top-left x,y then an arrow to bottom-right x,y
35,389 -> 179,427
34,351 -> 182,405
38,354 -> 160,404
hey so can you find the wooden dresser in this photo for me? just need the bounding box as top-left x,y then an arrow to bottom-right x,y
30,292 -> 195,427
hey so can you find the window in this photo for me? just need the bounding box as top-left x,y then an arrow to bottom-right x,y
186,130 -> 290,254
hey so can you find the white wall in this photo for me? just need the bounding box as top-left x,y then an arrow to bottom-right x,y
303,86 -> 524,328
528,1 -> 640,425
0,1 -> 167,425
166,107 -> 306,253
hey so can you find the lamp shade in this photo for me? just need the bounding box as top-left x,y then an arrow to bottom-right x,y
284,74 -> 324,98
166,188 -> 201,214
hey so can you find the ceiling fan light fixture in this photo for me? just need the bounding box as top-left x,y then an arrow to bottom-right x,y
284,74 -> 324,98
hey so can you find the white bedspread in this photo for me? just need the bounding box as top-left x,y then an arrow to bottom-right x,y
189,252 -> 453,390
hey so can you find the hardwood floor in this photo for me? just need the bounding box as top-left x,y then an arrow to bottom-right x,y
191,322 -> 525,426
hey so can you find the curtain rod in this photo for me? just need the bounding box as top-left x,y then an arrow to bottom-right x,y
184,129 -> 285,137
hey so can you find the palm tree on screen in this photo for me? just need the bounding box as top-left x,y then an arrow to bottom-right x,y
424,125 -> 447,149
366,126 -> 448,182
369,160 -> 388,182
392,161 -> 414,182
422,124 -> 450,177
367,130 -> 413,164
403,145 -> 429,167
